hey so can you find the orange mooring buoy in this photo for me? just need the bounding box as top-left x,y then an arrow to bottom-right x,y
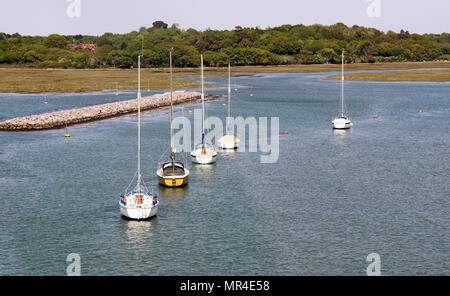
373,115 -> 379,119
283,131 -> 289,135
419,110 -> 424,113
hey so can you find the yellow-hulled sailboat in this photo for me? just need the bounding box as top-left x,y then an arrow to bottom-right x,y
156,48 -> 190,187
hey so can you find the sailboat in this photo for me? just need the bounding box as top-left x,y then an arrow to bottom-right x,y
190,54 -> 217,164
119,56 -> 159,220
332,50 -> 353,129
156,49 -> 190,187
218,63 -> 240,150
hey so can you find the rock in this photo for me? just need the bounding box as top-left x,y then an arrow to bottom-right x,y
0,92 -> 218,131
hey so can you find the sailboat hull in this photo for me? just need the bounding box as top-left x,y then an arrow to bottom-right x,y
218,135 -> 240,150
119,204 -> 158,220
157,168 -> 189,188
191,143 -> 217,164
190,149 -> 217,164
119,202 -> 158,220
332,118 -> 352,129
191,154 -> 217,164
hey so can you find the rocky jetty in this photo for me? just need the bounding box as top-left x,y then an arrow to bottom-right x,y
0,91 -> 215,131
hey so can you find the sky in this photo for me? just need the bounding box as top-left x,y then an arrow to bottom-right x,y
0,0 -> 449,36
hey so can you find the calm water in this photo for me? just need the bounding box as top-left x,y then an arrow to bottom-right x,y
0,71 -> 449,275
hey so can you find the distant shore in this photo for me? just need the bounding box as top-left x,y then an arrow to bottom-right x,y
0,91 -> 218,131
0,61 -> 449,93
326,69 -> 450,82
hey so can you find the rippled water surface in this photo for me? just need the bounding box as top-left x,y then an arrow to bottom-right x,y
0,72 -> 449,275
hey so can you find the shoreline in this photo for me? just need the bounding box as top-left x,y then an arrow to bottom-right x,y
326,69 -> 450,82
1,61 -> 449,94
0,91 -> 219,131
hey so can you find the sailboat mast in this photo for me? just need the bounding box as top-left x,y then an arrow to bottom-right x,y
341,49 -> 345,117
201,54 -> 205,145
227,63 -> 231,134
169,48 -> 174,157
137,56 -> 142,189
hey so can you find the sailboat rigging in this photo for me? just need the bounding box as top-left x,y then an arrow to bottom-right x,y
156,48 -> 190,187
332,50 -> 353,129
191,54 -> 218,164
218,63 -> 240,149
119,56 -> 159,219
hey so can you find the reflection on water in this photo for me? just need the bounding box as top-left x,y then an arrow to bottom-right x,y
332,129 -> 352,136
219,149 -> 238,160
192,162 -> 217,183
332,129 -> 352,149
120,218 -> 156,247
191,162 -> 219,184
158,186 -> 187,199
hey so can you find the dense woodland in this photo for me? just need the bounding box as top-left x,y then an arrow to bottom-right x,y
0,21 -> 449,69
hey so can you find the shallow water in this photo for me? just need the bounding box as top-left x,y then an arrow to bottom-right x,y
0,71 -> 448,275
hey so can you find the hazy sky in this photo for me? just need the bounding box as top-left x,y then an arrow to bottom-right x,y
0,0 -> 449,36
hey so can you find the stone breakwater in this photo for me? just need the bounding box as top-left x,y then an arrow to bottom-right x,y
0,91 -> 216,131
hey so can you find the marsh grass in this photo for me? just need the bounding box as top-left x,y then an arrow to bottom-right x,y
326,69 -> 450,82
1,61 -> 449,93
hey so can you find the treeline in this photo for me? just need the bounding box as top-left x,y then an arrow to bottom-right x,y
0,21 -> 449,69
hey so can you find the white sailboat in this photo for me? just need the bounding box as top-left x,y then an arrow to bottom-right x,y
119,56 -> 159,220
157,48 -> 190,187
191,54 -> 217,164
218,63 -> 240,150
332,50 -> 353,129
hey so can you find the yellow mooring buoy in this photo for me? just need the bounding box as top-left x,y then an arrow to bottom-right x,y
222,103 -> 226,107
65,125 -> 70,138
234,88 -> 238,92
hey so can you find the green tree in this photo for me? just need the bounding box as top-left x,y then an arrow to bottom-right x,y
94,45 -> 112,65
115,56 -> 133,68
318,48 -> 338,63
152,21 -> 168,29
204,51 -> 228,67
45,34 -> 69,49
